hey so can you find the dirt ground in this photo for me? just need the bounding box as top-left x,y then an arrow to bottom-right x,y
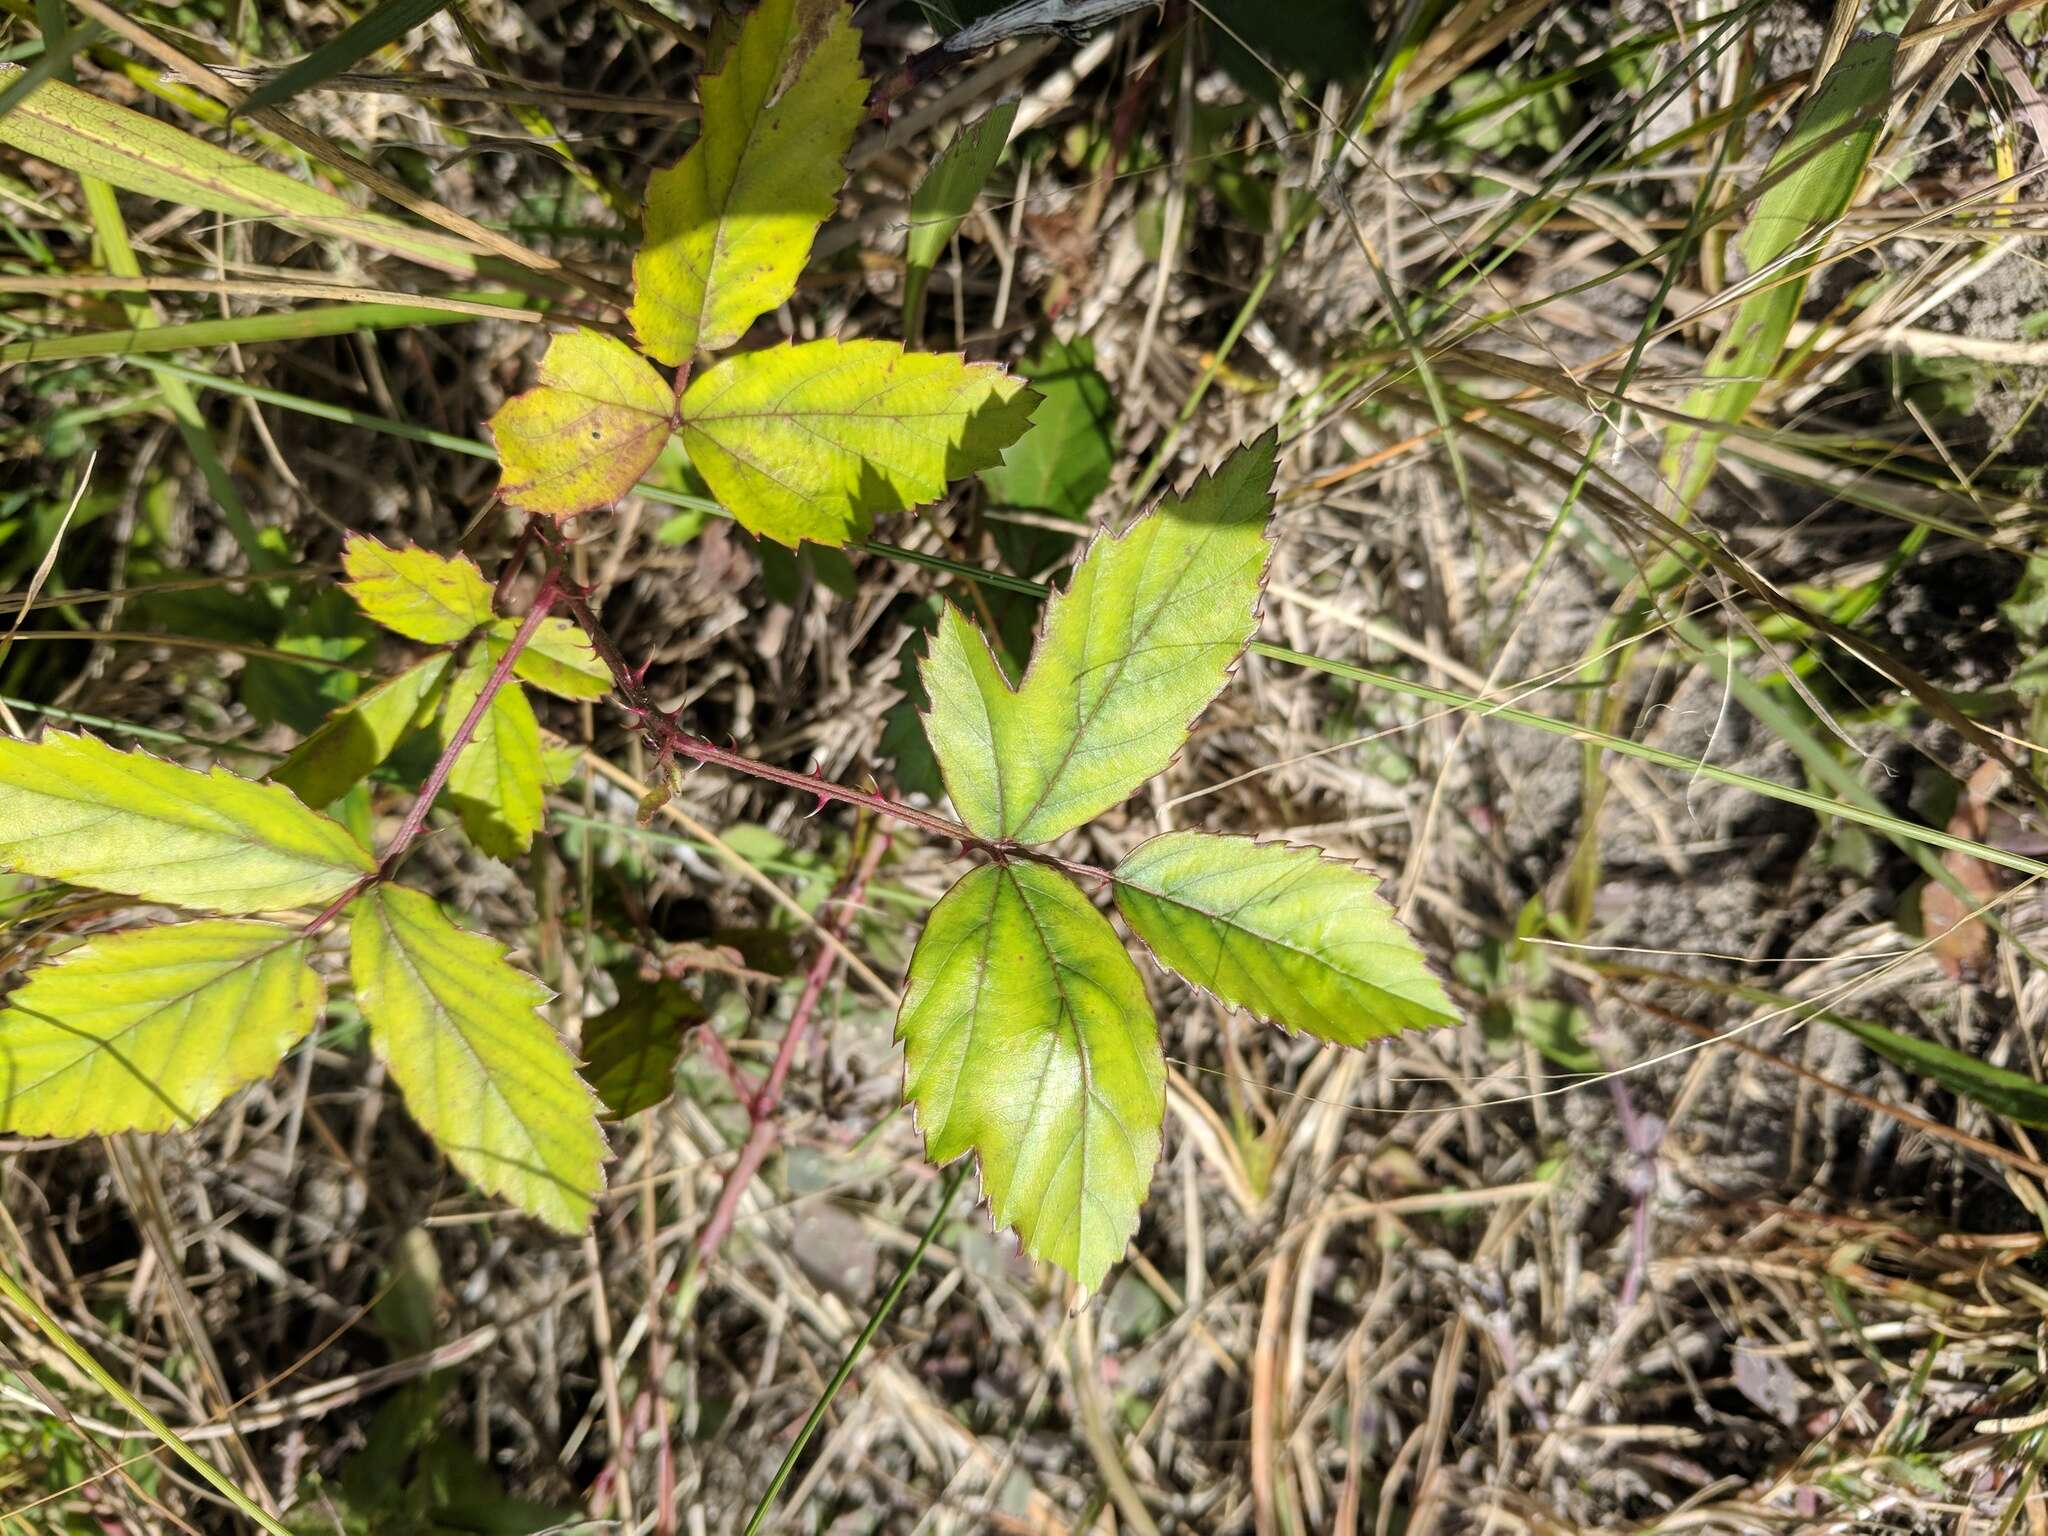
6,2 -> 2048,1533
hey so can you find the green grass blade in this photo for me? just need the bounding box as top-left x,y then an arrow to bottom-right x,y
2,296 -> 522,364
0,65 -> 480,274
77,176 -> 275,569
1660,32 -> 1896,512
0,1266 -> 296,1536
238,0 -> 453,116
742,1163 -> 969,1536
0,20 -> 98,123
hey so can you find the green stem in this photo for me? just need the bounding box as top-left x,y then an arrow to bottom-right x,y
0,1266 -> 296,1536
741,1162 -> 969,1536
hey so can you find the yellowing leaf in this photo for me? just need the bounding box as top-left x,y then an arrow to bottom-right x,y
0,67 -> 480,275
343,537 -> 495,644
0,921 -> 322,1134
679,338 -> 1038,547
489,329 -> 676,519
488,616 -> 610,700
897,862 -> 1161,1294
272,653 -> 453,808
439,651 -> 546,860
1114,834 -> 1459,1045
630,0 -> 866,364
921,432 -> 1278,844
350,886 -> 605,1231
0,732 -> 374,914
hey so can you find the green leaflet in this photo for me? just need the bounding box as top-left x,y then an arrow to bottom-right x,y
0,732 -> 374,914
349,886 -> 606,1231
343,536 -> 496,644
678,338 -> 1038,547
982,334 -> 1117,576
0,67 -> 479,275
896,861 -> 1162,1294
580,971 -> 704,1119
921,431 -> 1279,844
272,653 -> 453,808
1114,833 -> 1459,1046
489,616 -> 610,701
1661,34 -> 1894,510
0,921 -> 322,1134
630,0 -> 866,364
489,329 -> 675,519
903,100 -> 1019,338
438,649 -> 546,860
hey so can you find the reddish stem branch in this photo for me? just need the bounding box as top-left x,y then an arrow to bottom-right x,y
528,523 -> 1111,885
303,571 -> 560,934
694,830 -> 890,1264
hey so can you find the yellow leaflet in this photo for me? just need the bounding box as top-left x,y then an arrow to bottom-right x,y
490,329 -> 676,519
630,0 -> 866,364
679,337 -> 1038,547
342,536 -> 496,643
350,886 -> 605,1231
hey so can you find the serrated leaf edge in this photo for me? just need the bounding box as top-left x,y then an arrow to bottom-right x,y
892,862 -> 1157,1300
914,429 -> 1280,844
1113,832 -> 1462,1045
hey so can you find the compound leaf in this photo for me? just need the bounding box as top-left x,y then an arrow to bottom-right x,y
343,536 -> 495,644
350,885 -> 605,1231
679,337 -> 1037,547
1114,833 -> 1459,1046
0,920 -> 322,1134
897,861 -> 1161,1294
631,0 -> 866,364
580,970 -> 704,1119
488,616 -> 610,701
903,100 -> 1018,335
489,329 -> 676,518
922,431 -> 1278,844
0,732 -> 374,914
272,653 -> 454,808
438,651 -> 546,860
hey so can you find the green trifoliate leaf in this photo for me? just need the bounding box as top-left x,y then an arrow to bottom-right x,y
897,861 -> 1161,1294
487,616 -> 610,700
1114,833 -> 1459,1045
343,536 -> 495,644
489,329 -> 676,519
580,970 -> 704,1119
903,100 -> 1018,334
678,338 -> 1038,547
0,921 -> 322,1134
350,886 -> 606,1231
921,431 -> 1279,844
438,650 -> 545,860
0,732 -> 375,913
630,0 -> 866,365
272,653 -> 454,808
